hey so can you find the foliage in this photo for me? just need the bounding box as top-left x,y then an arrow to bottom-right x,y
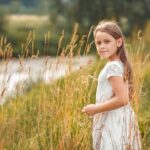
0,54 -> 149,149
0,13 -> 149,149
0,0 -> 150,56
0,28 -> 149,149
0,58 -> 102,149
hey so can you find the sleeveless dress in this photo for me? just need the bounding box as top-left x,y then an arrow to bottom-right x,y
92,61 -> 141,150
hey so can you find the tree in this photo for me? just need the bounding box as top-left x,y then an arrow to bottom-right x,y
74,0 -> 150,36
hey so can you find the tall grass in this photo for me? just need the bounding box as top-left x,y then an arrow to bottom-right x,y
0,26 -> 150,149
127,32 -> 150,149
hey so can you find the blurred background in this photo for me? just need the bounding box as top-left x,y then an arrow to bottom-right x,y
0,1 -> 150,149
0,0 -> 150,57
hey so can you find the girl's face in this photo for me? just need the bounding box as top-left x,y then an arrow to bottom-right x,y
95,31 -> 122,61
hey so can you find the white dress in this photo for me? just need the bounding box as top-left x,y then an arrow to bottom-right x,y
92,61 -> 141,150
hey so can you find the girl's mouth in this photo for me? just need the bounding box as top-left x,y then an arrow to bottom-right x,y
100,51 -> 108,54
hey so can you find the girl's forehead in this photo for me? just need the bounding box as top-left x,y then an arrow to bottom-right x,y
95,31 -> 114,39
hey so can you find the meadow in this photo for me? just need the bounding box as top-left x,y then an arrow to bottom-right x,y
0,25 -> 150,150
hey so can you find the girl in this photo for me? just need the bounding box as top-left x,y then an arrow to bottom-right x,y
82,20 -> 141,150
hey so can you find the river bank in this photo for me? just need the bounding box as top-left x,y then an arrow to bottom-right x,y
0,55 -> 96,105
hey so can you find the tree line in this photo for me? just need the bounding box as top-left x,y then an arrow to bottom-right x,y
0,0 -> 150,35
0,0 -> 150,56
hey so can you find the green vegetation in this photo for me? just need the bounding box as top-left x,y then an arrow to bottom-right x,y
0,60 -> 102,149
0,1 -> 150,148
0,57 -> 150,149
0,0 -> 150,56
0,35 -> 149,149
139,65 -> 150,149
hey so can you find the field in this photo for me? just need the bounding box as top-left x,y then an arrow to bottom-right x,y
0,24 -> 150,150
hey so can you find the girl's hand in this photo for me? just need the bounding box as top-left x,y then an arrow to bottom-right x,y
82,104 -> 98,116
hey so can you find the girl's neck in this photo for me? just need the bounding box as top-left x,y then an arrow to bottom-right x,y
107,55 -> 120,62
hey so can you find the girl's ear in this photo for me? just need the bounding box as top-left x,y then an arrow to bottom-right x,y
116,38 -> 123,48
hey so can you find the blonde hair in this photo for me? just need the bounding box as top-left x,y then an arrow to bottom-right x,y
94,20 -> 133,100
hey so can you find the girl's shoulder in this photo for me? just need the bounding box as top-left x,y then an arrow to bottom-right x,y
106,60 -> 124,69
104,60 -> 124,78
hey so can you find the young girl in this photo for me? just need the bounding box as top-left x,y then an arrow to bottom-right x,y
82,20 -> 141,150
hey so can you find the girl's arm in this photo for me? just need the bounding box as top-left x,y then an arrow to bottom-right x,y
82,76 -> 129,116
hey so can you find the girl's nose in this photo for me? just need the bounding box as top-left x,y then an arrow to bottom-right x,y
99,44 -> 105,49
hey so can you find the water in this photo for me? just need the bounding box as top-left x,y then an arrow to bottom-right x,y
0,56 -> 95,105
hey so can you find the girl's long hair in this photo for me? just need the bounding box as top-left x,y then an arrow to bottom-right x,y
94,20 -> 133,100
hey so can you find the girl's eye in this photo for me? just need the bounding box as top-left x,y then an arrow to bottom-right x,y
104,40 -> 110,43
96,41 -> 101,45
